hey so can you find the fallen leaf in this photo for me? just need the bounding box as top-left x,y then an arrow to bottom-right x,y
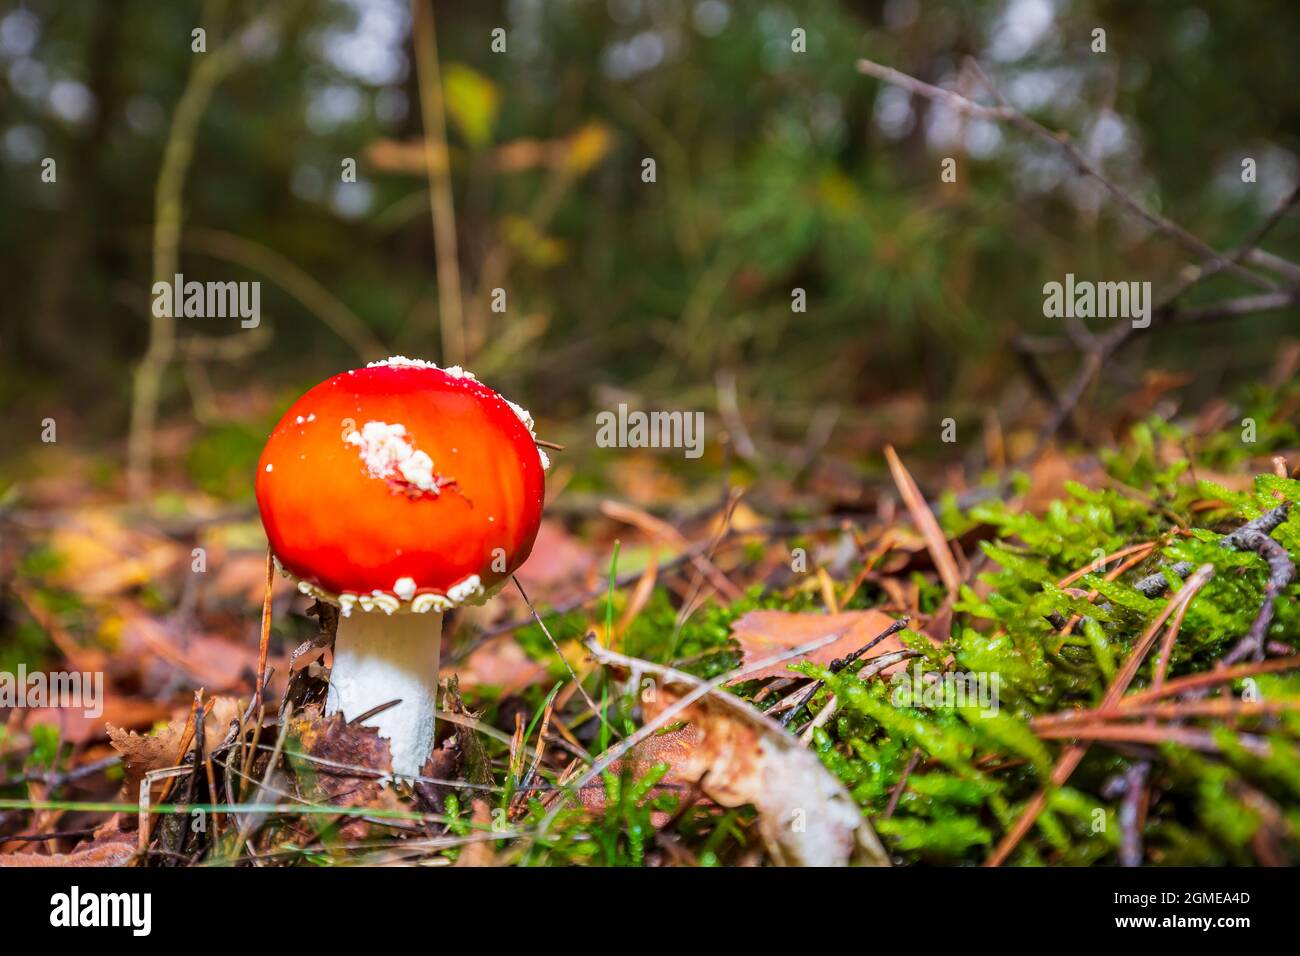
108,696 -> 242,794
573,725 -> 703,822
511,519 -> 596,601
729,609 -> 907,681
639,676 -> 888,867
120,608 -> 262,692
288,707 -> 402,841
0,819 -> 135,868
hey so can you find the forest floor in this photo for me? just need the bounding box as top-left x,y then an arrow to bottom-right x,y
2,357 -> 1299,867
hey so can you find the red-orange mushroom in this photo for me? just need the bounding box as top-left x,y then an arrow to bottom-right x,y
256,356 -> 547,777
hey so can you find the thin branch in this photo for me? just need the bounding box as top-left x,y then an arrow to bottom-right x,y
857,56 -> 1277,291
184,228 -> 385,358
127,4 -> 299,504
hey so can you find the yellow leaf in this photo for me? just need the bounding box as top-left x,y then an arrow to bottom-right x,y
564,121 -> 613,174
443,62 -> 500,149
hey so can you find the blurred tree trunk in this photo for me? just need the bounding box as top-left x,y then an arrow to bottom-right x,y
32,0 -> 125,376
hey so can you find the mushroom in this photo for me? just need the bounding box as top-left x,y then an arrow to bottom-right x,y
255,356 -> 548,778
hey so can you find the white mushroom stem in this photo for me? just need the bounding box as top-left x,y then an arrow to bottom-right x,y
325,610 -> 442,780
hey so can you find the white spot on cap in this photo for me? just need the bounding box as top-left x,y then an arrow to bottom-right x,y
361,357 -> 550,471
265,464 -> 273,473
393,577 -> 417,600
344,420 -> 441,493
447,574 -> 483,604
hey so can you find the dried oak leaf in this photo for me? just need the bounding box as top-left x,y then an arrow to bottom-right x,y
641,680 -> 889,867
729,609 -> 907,682
0,818 -> 134,868
288,707 -> 402,841
108,696 -> 242,795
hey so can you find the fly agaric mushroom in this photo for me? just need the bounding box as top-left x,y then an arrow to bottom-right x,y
255,356 -> 547,778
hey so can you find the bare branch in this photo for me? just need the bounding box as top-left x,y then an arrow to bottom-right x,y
856,56 -> 1279,291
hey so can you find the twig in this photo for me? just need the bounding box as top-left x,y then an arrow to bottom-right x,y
780,617 -> 909,728
882,748 -> 922,819
1032,723 -> 1269,757
1132,561 -> 1196,598
1120,655 -> 1300,709
1118,760 -> 1149,867
1034,696 -> 1300,727
857,56 -> 1277,291
184,229 -> 384,358
253,545 -> 273,718
1222,530 -> 1296,664
0,754 -> 121,790
127,3 -> 299,503
1221,501 -> 1292,549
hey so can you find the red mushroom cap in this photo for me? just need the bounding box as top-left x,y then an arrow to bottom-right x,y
255,357 -> 547,614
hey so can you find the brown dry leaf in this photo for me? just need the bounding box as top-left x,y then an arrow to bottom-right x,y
573,725 -> 702,820
608,453 -> 685,503
108,696 -> 241,794
368,125 -> 611,178
120,608 -> 262,692
729,609 -> 907,682
289,708 -> 402,841
366,137 -> 442,174
640,681 -> 888,867
1127,369 -> 1193,418
0,819 -> 135,868
207,546 -> 297,604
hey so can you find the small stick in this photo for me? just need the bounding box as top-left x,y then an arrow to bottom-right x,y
1222,503 -> 1295,664
253,545 -> 274,718
348,698 -> 403,725
781,617 -> 909,728
1118,761 -> 1149,867
883,748 -> 922,820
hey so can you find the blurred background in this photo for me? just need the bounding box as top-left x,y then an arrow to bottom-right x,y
1,0 -> 1297,506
